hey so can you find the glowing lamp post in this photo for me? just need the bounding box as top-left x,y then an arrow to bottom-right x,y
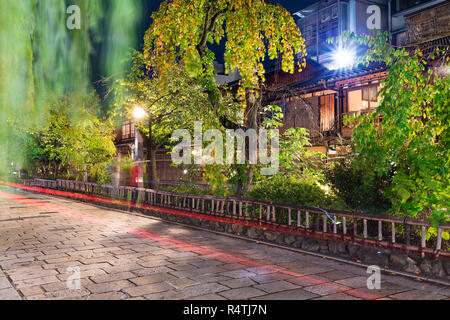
133,106 -> 147,161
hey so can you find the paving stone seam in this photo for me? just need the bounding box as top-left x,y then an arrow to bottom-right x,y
107,205 -> 450,288
0,265 -> 24,300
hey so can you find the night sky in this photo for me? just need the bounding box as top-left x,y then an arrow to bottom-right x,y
141,0 -> 317,26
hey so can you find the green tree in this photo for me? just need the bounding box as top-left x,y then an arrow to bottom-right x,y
343,32 -> 449,234
113,51 -> 218,187
19,93 -> 116,183
143,0 -> 307,195
72,113 -> 117,183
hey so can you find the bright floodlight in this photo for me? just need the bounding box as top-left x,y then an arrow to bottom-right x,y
333,48 -> 355,69
133,106 -> 146,120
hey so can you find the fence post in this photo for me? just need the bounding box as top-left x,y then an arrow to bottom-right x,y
333,216 -> 337,234
436,227 -> 442,256
378,221 -> 382,242
239,201 -> 242,217
421,226 -> 426,258
305,212 -> 310,229
391,223 -> 396,243
363,219 -> 368,239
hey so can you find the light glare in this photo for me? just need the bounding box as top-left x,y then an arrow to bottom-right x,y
333,49 -> 355,69
133,106 -> 147,120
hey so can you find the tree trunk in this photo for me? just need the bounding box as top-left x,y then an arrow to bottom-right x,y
150,148 -> 158,187
53,161 -> 57,180
235,89 -> 260,197
83,155 -> 88,183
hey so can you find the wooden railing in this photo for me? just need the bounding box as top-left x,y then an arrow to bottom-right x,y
23,178 -> 450,258
341,110 -> 383,138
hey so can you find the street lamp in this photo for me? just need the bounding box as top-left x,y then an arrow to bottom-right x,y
332,48 -> 356,70
133,106 -> 147,161
133,106 -> 147,120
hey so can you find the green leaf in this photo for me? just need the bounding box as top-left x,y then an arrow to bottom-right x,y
397,187 -> 411,202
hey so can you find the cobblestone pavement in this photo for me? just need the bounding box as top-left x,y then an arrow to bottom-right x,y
0,186 -> 449,300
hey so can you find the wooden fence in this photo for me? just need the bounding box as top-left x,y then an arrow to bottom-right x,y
23,178 -> 450,258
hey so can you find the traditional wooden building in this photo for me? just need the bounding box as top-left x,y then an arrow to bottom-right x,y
263,0 -> 449,155
264,60 -> 388,153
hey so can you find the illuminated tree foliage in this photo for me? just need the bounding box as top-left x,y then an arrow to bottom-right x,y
143,0 -> 307,194
344,32 -> 449,232
145,0 -> 305,113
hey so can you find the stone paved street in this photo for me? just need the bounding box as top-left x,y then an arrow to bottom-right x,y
0,186 -> 449,300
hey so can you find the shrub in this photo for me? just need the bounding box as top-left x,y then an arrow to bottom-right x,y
159,184 -> 217,196
324,159 -> 392,213
245,174 -> 339,209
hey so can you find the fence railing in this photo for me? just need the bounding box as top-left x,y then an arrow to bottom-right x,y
23,178 -> 450,258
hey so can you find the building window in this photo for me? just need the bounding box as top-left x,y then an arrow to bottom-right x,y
362,86 -> 378,103
125,122 -> 130,138
121,121 -> 135,139
130,123 -> 135,138
347,85 -> 381,113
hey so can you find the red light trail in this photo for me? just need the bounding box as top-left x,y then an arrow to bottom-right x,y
0,182 -> 380,300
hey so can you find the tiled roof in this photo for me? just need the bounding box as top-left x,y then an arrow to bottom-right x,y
295,35 -> 450,91
292,61 -> 387,91
406,35 -> 450,55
